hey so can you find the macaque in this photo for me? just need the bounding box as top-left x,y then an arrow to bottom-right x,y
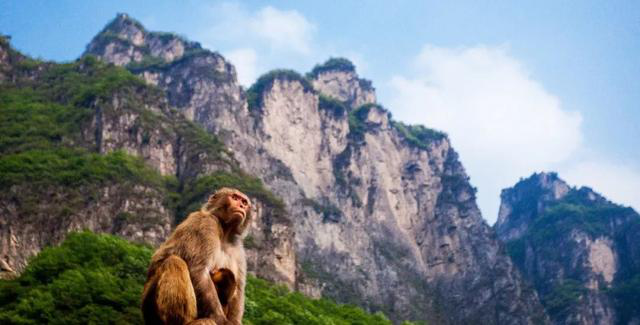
142,188 -> 252,325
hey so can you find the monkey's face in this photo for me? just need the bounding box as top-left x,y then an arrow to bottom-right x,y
219,192 -> 250,225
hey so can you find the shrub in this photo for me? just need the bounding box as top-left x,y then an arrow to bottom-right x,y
542,280 -> 586,318
318,94 -> 348,118
308,58 -> 356,78
391,121 -> 447,150
0,232 -> 151,324
0,232 -> 408,325
0,149 -> 166,190
247,70 -> 314,111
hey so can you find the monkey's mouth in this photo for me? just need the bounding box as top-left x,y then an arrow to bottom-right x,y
231,209 -> 246,218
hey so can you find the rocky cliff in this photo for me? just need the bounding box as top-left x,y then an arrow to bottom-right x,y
0,33 -> 292,289
496,172 -> 640,324
79,14 -> 551,323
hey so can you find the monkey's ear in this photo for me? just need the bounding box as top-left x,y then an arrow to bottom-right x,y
208,193 -> 219,202
203,194 -> 219,213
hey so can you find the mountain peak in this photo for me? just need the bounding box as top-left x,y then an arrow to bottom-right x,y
495,171 -> 570,239
308,57 -> 376,108
496,176 -> 640,324
505,171 -> 570,200
85,14 -> 204,67
102,13 -> 147,45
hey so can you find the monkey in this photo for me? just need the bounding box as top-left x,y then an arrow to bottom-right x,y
141,187 -> 252,325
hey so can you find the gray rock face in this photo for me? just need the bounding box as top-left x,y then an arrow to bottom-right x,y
81,14 -> 550,323
0,184 -> 172,272
496,172 -> 640,324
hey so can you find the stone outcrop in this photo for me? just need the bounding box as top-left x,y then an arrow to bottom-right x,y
496,172 -> 640,324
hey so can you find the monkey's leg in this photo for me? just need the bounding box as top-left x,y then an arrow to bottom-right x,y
155,255 -> 198,325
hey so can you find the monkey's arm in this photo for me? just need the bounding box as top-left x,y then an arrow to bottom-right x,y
185,217 -> 229,323
189,263 -> 228,323
226,282 -> 244,325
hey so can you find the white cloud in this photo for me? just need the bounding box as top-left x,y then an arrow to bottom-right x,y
202,3 -> 315,55
387,45 -> 583,223
225,48 -> 258,87
562,160 -> 640,212
196,2 -> 368,86
249,6 -> 315,54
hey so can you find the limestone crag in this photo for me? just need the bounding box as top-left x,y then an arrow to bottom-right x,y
85,13 -> 202,67
310,61 -> 376,108
496,172 -> 640,324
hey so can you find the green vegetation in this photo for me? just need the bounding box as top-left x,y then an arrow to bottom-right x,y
125,47 -> 210,73
505,239 -> 526,267
89,31 -> 134,52
542,280 -> 586,319
174,118 -> 230,163
318,94 -> 348,117
246,276 -> 396,325
526,202 -> 629,243
247,69 -> 314,111
125,55 -> 166,71
0,55 -> 174,194
348,104 -> 447,149
0,45 -> 237,227
308,58 -> 356,78
0,149 -> 165,190
610,274 -> 640,325
0,232 -> 406,325
391,121 -> 447,150
357,78 -> 374,91
0,232 -> 150,324
348,104 -> 377,142
0,87 -> 87,153
502,184 -> 640,324
0,56 -> 147,154
177,171 -> 286,222
42,55 -> 147,107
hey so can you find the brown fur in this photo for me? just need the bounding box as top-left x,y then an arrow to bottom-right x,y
142,188 -> 251,325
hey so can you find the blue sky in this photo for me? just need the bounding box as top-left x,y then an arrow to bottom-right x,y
2,0 -> 639,223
